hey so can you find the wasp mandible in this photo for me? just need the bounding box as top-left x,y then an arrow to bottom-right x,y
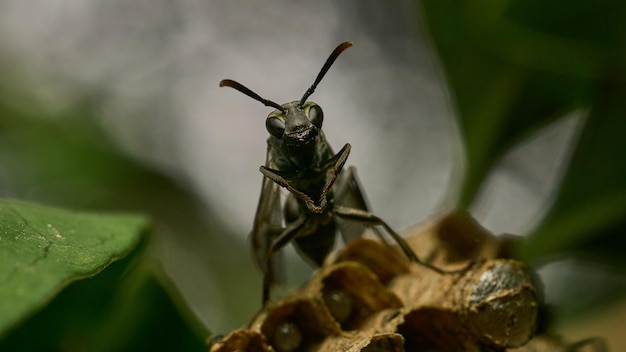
220,42 -> 450,306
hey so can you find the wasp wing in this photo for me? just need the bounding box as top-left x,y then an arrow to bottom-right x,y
250,140 -> 285,287
333,165 -> 384,243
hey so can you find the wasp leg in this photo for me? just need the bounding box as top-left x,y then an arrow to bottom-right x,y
317,143 -> 351,198
260,166 -> 321,212
263,215 -> 311,304
333,205 -> 472,274
260,143 -> 351,214
333,166 -> 388,244
248,215 -> 310,327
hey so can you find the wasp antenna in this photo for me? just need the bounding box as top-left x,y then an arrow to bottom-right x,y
220,79 -> 284,111
299,42 -> 353,106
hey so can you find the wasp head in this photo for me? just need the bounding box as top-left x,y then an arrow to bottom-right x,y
266,101 -> 323,149
219,41 -> 352,170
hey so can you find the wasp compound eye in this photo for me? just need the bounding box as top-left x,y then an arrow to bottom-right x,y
305,103 -> 324,129
266,115 -> 285,138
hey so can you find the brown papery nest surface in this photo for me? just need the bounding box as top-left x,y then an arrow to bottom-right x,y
210,211 -> 607,352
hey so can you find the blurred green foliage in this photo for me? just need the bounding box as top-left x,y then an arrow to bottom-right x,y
1,252 -> 207,352
0,96 -> 255,349
417,0 -> 626,321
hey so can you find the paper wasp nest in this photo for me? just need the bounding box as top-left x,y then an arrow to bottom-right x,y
210,211 -> 606,352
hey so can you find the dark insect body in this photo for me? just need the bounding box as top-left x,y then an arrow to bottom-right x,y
220,42 -> 449,308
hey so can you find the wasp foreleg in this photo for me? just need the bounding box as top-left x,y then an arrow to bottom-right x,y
333,206 -> 472,274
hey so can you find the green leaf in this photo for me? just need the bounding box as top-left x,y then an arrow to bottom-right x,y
94,259 -> 209,351
0,199 -> 149,337
415,0 -> 624,207
1,258 -> 207,352
523,80 -> 626,262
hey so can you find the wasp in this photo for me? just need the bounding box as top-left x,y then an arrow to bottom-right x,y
220,42 -> 452,306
